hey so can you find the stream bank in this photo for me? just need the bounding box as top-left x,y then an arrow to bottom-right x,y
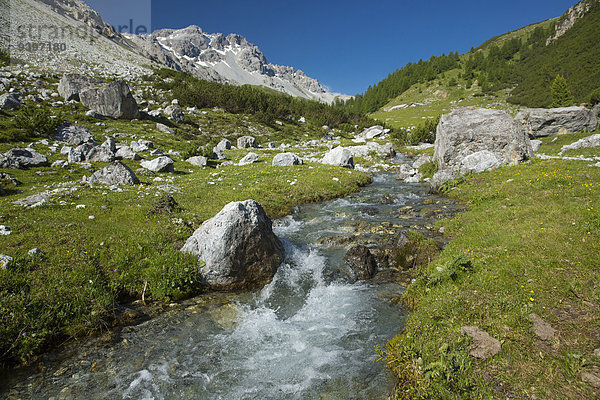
2,157 -> 464,399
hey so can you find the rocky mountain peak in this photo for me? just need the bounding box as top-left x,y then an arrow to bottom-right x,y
37,0 -> 117,39
130,25 -> 346,103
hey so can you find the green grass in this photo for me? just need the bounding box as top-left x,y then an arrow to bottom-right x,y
371,70 -> 518,130
384,157 -> 600,399
0,103 -> 371,366
476,18 -> 556,52
537,131 -> 600,158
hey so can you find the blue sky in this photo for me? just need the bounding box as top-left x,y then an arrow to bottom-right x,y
88,0 -> 577,95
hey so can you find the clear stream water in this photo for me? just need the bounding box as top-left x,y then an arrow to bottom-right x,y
2,160 -> 462,400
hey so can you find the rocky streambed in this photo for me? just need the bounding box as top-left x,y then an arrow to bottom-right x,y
2,156 -> 464,400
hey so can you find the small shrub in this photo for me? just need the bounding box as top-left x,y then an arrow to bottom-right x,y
0,48 -> 9,65
13,106 -> 63,137
427,255 -> 473,287
392,231 -> 440,270
438,175 -> 465,193
589,88 -> 600,105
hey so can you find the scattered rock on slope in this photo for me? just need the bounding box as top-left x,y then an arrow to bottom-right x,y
239,152 -> 260,166
215,139 -> 232,152
559,134 -> 600,154
140,156 -> 174,172
0,148 -> 49,169
237,136 -> 259,149
528,313 -> 556,341
79,80 -> 140,120
181,199 -> 284,290
165,105 -> 185,123
156,123 -> 176,135
51,123 -> 95,145
58,74 -> 105,101
186,156 -> 208,167
272,152 -> 302,166
461,326 -> 502,359
0,93 -> 25,111
322,146 -> 354,169
87,161 -> 140,186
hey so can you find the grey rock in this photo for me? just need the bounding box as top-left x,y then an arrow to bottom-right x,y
529,313 -> 556,341
156,123 -> 176,135
28,248 -> 43,257
140,156 -> 174,172
0,225 -> 11,235
412,154 -> 433,169
516,106 -> 598,137
348,142 -> 396,158
582,369 -> 600,388
88,161 -> 140,186
404,173 -> 423,184
86,138 -> 116,162
186,156 -> 208,167
58,73 -> 104,101
181,199 -> 284,290
215,139 -> 231,152
0,148 -> 49,169
237,135 -> 258,149
130,140 -> 154,152
430,169 -> 461,192
398,164 -> 418,181
272,152 -> 302,166
68,143 -> 95,163
136,167 -> 155,177
85,110 -> 105,119
212,149 -> 227,160
79,80 -> 140,120
559,134 -> 600,154
0,255 -> 13,270
51,160 -> 69,168
115,145 -> 141,160
434,108 -> 533,175
530,140 -> 542,153
165,105 -> 185,123
239,152 -> 260,166
0,93 -> 24,110
322,146 -> 354,169
358,125 -> 385,140
460,150 -> 501,174
51,123 -> 95,145
343,245 -> 377,282
461,326 -> 501,359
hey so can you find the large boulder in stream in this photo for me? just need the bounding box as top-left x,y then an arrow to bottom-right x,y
181,199 -> 284,290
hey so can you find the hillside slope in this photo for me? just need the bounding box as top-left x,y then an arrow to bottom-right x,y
347,0 -> 600,117
1,0 -> 344,102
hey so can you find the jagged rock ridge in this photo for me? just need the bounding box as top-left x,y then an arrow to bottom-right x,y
127,25 -> 347,103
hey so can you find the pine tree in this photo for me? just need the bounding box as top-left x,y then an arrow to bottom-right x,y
551,74 -> 574,107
